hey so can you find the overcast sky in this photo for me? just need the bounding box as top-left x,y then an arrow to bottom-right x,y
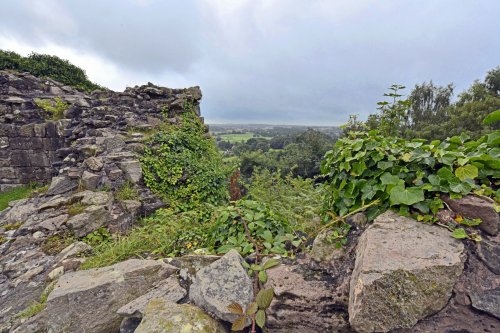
0,0 -> 498,125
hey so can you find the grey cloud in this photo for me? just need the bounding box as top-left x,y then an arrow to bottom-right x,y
0,0 -> 499,125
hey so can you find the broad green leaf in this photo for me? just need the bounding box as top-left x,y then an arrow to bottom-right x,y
389,185 -> 425,206
261,230 -> 273,242
255,309 -> 266,328
380,172 -> 401,185
483,110 -> 500,124
263,258 -> 280,270
250,264 -> 262,271
454,164 -> 478,181
487,131 -> 500,146
227,303 -> 244,315
377,161 -> 393,170
256,288 -> 274,309
451,228 -> 468,239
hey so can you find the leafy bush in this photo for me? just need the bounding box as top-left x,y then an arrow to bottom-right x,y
34,97 -> 69,120
210,200 -> 299,256
141,111 -> 229,210
321,130 -> 499,220
0,50 -> 102,92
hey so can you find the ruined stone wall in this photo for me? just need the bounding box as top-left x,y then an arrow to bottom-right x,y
0,70 -> 202,192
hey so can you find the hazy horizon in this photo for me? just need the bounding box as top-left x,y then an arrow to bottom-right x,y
1,0 -> 498,126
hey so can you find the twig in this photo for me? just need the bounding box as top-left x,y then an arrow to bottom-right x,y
319,199 -> 380,232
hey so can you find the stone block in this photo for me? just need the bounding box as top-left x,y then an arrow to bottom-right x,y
0,167 -> 16,179
10,150 -> 30,167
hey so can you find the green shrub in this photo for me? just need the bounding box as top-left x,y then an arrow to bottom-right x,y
0,50 -> 102,92
321,130 -> 500,221
141,111 -> 229,210
210,200 -> 299,256
34,97 -> 69,120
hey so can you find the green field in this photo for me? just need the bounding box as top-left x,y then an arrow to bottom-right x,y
217,133 -> 255,143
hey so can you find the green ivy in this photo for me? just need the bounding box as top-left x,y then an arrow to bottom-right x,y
321,130 -> 500,221
140,111 -> 229,210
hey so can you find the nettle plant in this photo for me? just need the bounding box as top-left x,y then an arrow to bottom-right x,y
321,129 -> 499,239
210,200 -> 302,256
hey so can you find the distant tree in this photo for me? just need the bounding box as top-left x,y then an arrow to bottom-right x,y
485,66 -> 500,95
407,81 -> 454,131
342,114 -> 366,135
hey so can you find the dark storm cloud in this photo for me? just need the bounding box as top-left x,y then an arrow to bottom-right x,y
0,0 -> 499,125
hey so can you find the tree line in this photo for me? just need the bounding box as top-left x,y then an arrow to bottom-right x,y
349,67 -> 500,140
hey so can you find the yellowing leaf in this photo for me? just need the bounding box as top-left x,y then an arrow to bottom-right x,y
402,152 -> 412,162
231,316 -> 247,331
227,303 -> 244,315
454,164 -> 478,181
246,302 -> 258,316
454,215 -> 463,223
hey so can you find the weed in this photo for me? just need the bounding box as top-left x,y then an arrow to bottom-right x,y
3,222 -> 23,231
67,202 -> 86,216
41,232 -> 74,255
34,97 -> 69,120
15,282 -> 55,319
115,181 -> 139,201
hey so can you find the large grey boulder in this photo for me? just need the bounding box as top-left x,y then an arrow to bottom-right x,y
349,210 -> 466,333
189,250 -> 253,323
135,299 -> 228,333
41,259 -> 177,333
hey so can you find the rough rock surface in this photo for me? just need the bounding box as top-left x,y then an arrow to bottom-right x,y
189,250 -> 253,323
31,259 -> 177,333
443,194 -> 499,236
135,299 -> 228,333
349,210 -> 466,333
397,250 -> 500,333
117,276 -> 186,318
0,70 -> 202,331
310,230 -> 346,263
470,288 -> 500,320
265,261 -> 351,333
